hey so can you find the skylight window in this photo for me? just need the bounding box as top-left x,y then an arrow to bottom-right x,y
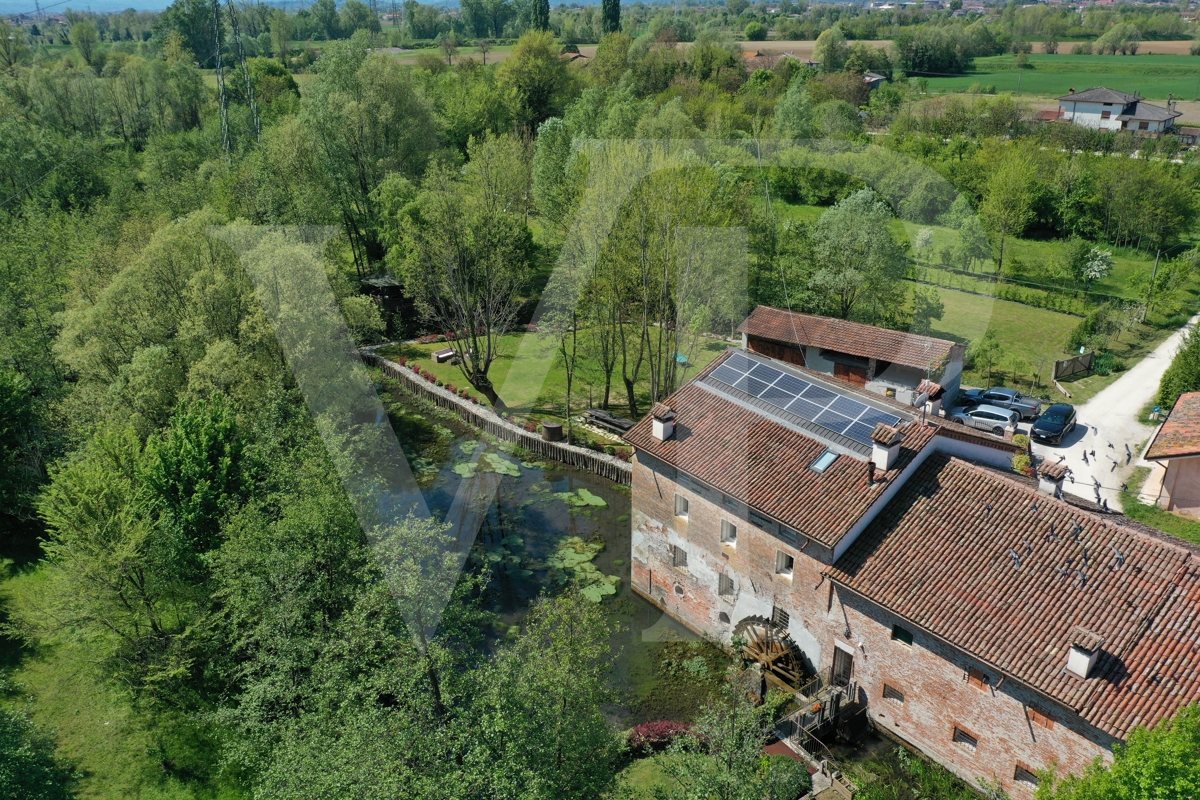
809,450 -> 838,474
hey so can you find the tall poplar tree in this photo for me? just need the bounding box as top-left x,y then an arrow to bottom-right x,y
601,0 -> 620,34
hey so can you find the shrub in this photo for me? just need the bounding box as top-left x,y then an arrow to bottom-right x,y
628,721 -> 692,757
471,396 -> 478,404
744,21 -> 767,41
437,334 -> 447,342
1012,433 -> 1029,448
397,356 -> 407,366
604,445 -> 616,455
523,421 -> 538,432
445,383 -> 456,393
436,380 -> 443,387
1012,452 -> 1033,475
1092,351 -> 1127,377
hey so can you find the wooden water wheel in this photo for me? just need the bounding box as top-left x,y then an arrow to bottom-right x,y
733,615 -> 806,690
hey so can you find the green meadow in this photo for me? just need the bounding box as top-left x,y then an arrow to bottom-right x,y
926,53 -> 1200,101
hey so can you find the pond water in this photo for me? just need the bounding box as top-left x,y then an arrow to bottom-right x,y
381,380 -> 727,727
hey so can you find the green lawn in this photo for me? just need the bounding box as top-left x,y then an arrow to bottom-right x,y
1121,466 -> 1200,545
613,757 -> 679,799
376,331 -> 731,428
926,53 -> 1200,101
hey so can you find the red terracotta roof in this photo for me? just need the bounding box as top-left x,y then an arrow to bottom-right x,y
1145,392 -> 1200,459
737,306 -> 962,371
828,454 -> 1200,737
624,354 -> 939,547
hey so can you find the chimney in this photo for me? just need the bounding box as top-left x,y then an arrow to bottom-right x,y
1066,627 -> 1104,679
866,460 -> 876,486
651,403 -> 676,441
917,378 -> 943,418
1037,460 -> 1067,497
870,423 -> 904,471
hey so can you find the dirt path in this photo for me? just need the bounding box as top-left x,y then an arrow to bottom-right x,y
1030,313 -> 1199,510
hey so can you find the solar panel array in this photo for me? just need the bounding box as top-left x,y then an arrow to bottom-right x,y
707,352 -> 903,446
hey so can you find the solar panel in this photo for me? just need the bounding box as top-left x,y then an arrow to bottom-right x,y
830,395 -> 867,418
704,351 -> 910,449
776,375 -> 810,395
710,365 -> 744,385
724,353 -> 755,373
749,364 -> 783,383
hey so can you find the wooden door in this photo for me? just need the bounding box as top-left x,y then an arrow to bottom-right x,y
833,363 -> 868,386
832,645 -> 854,687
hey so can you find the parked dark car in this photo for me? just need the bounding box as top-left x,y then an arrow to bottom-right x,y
1030,403 -> 1078,445
958,387 -> 1042,420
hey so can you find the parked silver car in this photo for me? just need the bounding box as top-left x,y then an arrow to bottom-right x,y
959,387 -> 1042,420
950,404 -> 1020,436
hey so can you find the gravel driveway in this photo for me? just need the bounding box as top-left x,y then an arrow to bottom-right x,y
1029,313 -> 1200,511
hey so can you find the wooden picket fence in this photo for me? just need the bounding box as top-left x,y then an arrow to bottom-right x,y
362,352 -> 633,486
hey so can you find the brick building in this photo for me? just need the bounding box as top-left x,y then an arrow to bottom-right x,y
737,305 -> 965,407
624,348 -> 1200,796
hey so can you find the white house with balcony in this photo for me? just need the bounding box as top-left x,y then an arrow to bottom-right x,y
1056,87 -> 1181,133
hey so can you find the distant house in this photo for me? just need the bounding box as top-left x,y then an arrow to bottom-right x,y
1056,87 -> 1181,134
863,72 -> 888,90
1144,391 -> 1200,518
737,306 -> 964,407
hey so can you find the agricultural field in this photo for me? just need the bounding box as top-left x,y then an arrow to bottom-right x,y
926,53 -> 1200,101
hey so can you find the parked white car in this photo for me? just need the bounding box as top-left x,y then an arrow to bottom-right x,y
950,404 -> 1020,436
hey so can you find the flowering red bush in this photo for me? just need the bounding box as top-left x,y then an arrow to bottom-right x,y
470,396 -> 478,404
525,323 -> 539,333
627,721 -> 691,757
411,364 -> 421,373
523,421 -> 538,433
396,356 -> 407,366
417,334 -> 441,344
445,383 -> 456,394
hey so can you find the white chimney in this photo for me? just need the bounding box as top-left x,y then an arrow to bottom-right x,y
1037,460 -> 1067,497
1066,627 -> 1104,679
651,403 -> 676,442
870,424 -> 903,471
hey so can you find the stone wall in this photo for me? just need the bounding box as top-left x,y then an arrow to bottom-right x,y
630,452 -> 1115,798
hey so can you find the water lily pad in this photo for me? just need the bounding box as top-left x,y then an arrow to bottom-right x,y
459,440 -> 480,454
482,452 -> 521,477
577,488 -> 607,507
581,575 -> 620,602
521,460 -> 549,469
453,461 -> 478,478
501,535 -> 524,547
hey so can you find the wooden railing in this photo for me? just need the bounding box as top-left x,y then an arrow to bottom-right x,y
363,352 -> 633,485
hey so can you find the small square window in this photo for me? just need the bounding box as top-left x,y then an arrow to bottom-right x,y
968,667 -> 990,690
721,494 -> 738,509
1101,110 -> 1111,119
674,493 -> 689,518
718,573 -> 735,596
953,726 -> 978,753
891,625 -> 914,646
883,683 -> 905,704
809,450 -> 838,474
749,510 -> 774,532
1014,764 -> 1039,786
671,544 -> 688,568
720,519 -> 737,544
1028,706 -> 1054,730
775,551 -> 795,577
771,605 -> 790,628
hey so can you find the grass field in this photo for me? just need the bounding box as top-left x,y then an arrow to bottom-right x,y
1122,466 -> 1200,545
926,53 -> 1200,100
377,331 -> 731,428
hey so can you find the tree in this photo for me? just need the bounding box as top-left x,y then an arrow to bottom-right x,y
497,30 -> 572,128
813,23 -> 848,71
744,21 -> 767,41
726,0 -> 750,16
968,329 -> 1005,386
465,592 -> 622,799
1037,704 -> 1200,800
395,136 -> 533,407
0,369 -> 39,524
773,78 -> 814,139
601,0 -> 621,34
0,19 -> 29,72
0,705 -> 76,800
439,31 -> 458,64
654,682 -> 812,800
979,147 -> 1036,275
592,31 -> 632,85
70,20 -> 100,66
809,189 -> 908,323
532,0 -> 550,31
270,8 -> 293,62
1157,326 -> 1200,410
154,0 -> 220,66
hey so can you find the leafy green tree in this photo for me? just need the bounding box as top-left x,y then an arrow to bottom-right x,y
340,0 -> 379,35
394,135 -> 533,407
979,147 -> 1036,275
809,189 -> 908,323
155,0 -> 220,66
532,0 -> 550,30
592,31 -> 632,85
601,0 -> 621,34
773,78 -> 814,139
1157,326 -> 1200,410
1037,704 -> 1200,800
270,8 -> 293,62
744,21 -> 767,41
0,19 -> 29,72
312,0 -> 340,39
0,705 -> 76,800
70,20 -> 100,66
498,30 -> 574,128
653,681 -> 812,800
466,592 -> 622,800
0,369 -> 39,524
813,23 -> 848,71
532,117 -> 576,234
